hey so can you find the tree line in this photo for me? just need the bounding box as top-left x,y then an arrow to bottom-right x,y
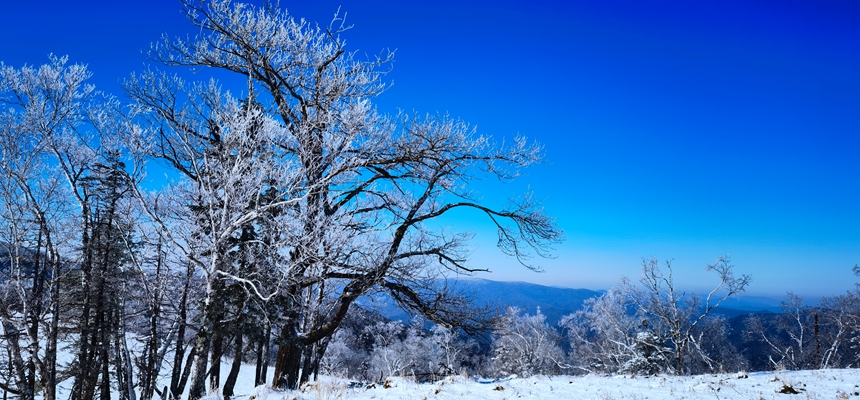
319,260 -> 859,382
0,1 -> 561,399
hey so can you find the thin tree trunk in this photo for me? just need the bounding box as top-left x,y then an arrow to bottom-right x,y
25,230 -> 43,400
188,310 -> 213,400
170,264 -> 193,399
222,328 -> 243,399
71,204 -> 94,400
41,244 -> 60,400
260,323 -> 271,385
171,342 -> 197,400
254,334 -> 265,386
209,331 -> 223,391
0,320 -> 31,400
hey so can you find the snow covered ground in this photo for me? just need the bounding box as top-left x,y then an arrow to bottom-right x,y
201,366 -> 860,400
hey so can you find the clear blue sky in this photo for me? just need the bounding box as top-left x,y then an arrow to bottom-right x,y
2,0 -> 857,297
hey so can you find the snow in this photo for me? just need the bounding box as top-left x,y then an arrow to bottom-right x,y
197,363 -> 860,400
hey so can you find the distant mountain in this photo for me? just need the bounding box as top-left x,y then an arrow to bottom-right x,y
453,279 -> 604,324
359,279 -> 603,325
358,278 -> 787,325
714,295 -> 783,314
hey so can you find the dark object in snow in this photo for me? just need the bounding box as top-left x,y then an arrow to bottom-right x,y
778,383 -> 800,394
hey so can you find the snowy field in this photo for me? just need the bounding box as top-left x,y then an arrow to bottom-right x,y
193,365 -> 860,400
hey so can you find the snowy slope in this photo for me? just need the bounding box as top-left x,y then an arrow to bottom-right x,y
200,363 -> 859,400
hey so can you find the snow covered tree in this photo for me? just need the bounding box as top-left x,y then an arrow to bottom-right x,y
126,0 -> 562,393
492,307 -> 566,377
748,286 -> 859,370
0,58 -> 75,400
619,325 -> 670,375
319,327 -> 369,379
561,290 -> 639,374
621,256 -> 750,375
0,55 -> 141,400
683,315 -> 746,373
745,293 -> 816,370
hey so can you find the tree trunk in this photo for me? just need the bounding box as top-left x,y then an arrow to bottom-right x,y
299,344 -> 313,385
222,329 -> 243,399
141,245 -> 163,400
272,336 -> 303,390
209,331 -> 223,391
254,334 -> 265,386
258,323 -> 271,386
171,342 -> 197,400
25,231 -> 43,400
41,246 -> 61,400
170,264 -> 193,399
115,305 -> 136,400
0,321 -> 31,400
187,325 -> 212,400
100,334 -> 111,400
71,206 -> 94,400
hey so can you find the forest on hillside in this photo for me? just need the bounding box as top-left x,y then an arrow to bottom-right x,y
1,1 -> 858,400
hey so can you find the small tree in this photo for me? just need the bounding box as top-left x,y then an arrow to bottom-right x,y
492,307 -> 566,377
619,324 -> 670,375
622,256 -> 750,375
560,289 -> 639,374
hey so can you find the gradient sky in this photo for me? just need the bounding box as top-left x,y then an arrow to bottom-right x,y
2,0 -> 858,297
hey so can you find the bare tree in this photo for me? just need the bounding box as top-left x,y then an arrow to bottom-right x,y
750,272 -> 860,371
622,256 -> 751,375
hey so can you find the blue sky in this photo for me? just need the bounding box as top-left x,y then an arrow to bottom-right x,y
2,0 -> 857,297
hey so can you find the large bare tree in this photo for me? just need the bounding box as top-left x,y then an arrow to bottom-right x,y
126,0 -> 562,395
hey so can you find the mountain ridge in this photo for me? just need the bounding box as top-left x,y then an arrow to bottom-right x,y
359,278 -> 785,324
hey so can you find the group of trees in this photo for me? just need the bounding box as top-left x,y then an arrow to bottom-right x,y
316,260 -> 860,382
0,1 -> 561,400
561,256 -> 751,376
743,269 -> 860,371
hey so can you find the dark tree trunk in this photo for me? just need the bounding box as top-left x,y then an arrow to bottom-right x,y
299,344 -> 313,385
71,204 -> 94,400
171,342 -> 197,400
312,338 -> 331,381
260,323 -> 271,386
100,334 -> 111,400
272,338 -> 303,390
254,334 -> 265,386
141,242 -> 164,400
814,313 -> 821,368
209,331 -> 223,391
222,329 -> 243,399
0,320 -> 31,400
170,264 -> 193,399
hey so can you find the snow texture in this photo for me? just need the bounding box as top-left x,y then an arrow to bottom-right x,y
188,361 -> 860,400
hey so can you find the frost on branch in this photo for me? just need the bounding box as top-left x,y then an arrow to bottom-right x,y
125,0 -> 563,393
491,307 -> 566,377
